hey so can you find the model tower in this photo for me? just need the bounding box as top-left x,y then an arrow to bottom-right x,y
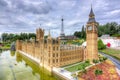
60,17 -> 66,44
86,6 -> 99,62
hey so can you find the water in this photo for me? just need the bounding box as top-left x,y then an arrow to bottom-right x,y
0,50 -> 60,80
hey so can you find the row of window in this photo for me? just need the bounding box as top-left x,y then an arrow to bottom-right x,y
53,59 -> 58,63
53,46 -> 59,51
52,53 -> 58,57
60,56 -> 82,62
60,51 -> 82,56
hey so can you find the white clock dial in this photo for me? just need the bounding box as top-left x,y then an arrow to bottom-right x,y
88,26 -> 92,30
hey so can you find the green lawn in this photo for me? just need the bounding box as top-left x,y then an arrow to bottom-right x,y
0,42 -> 11,50
65,61 -> 90,72
100,48 -> 120,61
0,46 -> 10,50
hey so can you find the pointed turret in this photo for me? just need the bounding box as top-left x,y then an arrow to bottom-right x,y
60,17 -> 65,37
89,5 -> 95,17
60,17 -> 65,40
59,16 -> 66,44
88,5 -> 96,23
48,29 -> 52,39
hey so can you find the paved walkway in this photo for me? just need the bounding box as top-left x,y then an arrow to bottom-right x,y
99,52 -> 120,70
53,67 -> 75,80
99,52 -> 120,76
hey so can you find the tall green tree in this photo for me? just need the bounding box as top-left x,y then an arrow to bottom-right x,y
74,25 -> 86,39
1,33 -> 36,43
98,39 -> 106,50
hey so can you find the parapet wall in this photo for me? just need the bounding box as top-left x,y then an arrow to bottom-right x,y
17,40 -> 42,60
60,46 -> 84,66
16,40 -> 86,69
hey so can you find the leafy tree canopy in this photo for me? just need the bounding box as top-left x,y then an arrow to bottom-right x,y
98,39 -> 106,50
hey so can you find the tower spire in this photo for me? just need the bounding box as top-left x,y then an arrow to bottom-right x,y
60,16 -> 65,37
48,29 -> 51,39
61,17 -> 64,34
89,4 -> 94,17
88,4 -> 96,23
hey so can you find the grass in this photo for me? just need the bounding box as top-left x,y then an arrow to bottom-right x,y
100,48 -> 120,61
65,39 -> 85,45
61,61 -> 83,68
65,61 -> 90,72
0,42 -> 11,50
0,46 -> 10,50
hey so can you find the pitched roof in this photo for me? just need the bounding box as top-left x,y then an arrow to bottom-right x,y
89,6 -> 95,17
88,6 -> 96,23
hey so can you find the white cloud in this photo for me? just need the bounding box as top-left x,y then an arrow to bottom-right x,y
0,0 -> 120,37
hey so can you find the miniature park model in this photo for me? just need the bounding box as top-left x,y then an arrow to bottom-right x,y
16,7 -> 99,72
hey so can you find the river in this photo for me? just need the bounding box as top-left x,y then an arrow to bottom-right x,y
0,50 -> 61,80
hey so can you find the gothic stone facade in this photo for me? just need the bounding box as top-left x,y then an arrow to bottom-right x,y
16,28 -> 84,70
16,7 -> 98,71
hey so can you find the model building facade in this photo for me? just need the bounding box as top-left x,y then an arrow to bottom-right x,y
16,7 -> 98,70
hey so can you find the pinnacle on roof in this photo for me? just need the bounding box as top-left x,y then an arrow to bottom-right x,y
88,4 -> 96,23
89,4 -> 95,17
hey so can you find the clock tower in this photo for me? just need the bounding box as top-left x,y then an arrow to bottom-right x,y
86,6 -> 99,62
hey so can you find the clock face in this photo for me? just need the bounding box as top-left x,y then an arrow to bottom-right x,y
95,26 -> 97,31
88,26 -> 92,31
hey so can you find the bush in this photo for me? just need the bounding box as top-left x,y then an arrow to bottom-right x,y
95,69 -> 103,76
99,57 -> 104,62
103,57 -> 107,61
85,60 -> 90,64
93,59 -> 99,64
99,57 -> 107,62
82,68 -> 87,74
98,39 -> 106,50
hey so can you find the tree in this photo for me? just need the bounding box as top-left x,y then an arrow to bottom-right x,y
98,39 -> 106,50
97,22 -> 120,37
74,22 -> 120,38
2,33 -> 8,42
1,33 -> 36,43
81,25 -> 86,39
74,25 -> 86,39
74,31 -> 82,38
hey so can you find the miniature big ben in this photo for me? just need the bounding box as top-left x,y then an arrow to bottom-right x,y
86,6 -> 99,62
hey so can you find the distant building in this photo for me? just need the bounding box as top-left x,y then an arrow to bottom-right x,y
59,17 -> 78,43
100,34 -> 120,48
64,35 -> 78,40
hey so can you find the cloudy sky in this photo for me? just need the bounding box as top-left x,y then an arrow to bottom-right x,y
0,0 -> 120,37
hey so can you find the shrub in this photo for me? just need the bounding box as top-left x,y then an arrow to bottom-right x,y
95,69 -> 103,76
99,57 -> 107,62
93,59 -> 99,64
85,60 -> 90,64
99,58 -> 104,62
103,57 -> 107,61
98,39 -> 106,50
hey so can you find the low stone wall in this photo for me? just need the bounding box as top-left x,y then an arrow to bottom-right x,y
17,50 -> 52,72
